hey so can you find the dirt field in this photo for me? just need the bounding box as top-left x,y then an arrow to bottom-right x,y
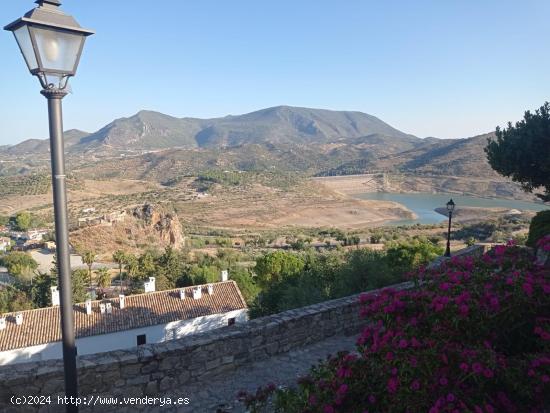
173,181 -> 415,230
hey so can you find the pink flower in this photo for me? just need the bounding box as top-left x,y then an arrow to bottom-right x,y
410,379 -> 421,391
387,377 -> 399,393
472,363 -> 483,374
483,368 -> 494,378
459,362 -> 469,372
522,283 -> 534,296
446,393 -> 455,402
323,405 -> 334,413
337,384 -> 348,396
398,339 -> 408,349
308,395 -> 317,406
368,395 -> 376,404
439,377 -> 448,386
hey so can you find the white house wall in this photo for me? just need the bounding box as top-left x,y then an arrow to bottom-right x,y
0,309 -> 247,365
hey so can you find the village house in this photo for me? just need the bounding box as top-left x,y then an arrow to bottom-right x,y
77,210 -> 127,228
0,238 -> 10,253
24,229 -> 49,242
0,278 -> 247,365
43,241 -> 56,251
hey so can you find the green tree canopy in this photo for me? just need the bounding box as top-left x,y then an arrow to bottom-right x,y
1,252 -> 38,278
81,250 -> 96,287
254,250 -> 305,288
71,269 -> 89,303
14,211 -> 32,231
30,271 -> 57,308
485,102 -> 550,201
0,286 -> 33,313
96,267 -> 111,289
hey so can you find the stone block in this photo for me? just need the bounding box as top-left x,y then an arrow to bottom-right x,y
144,380 -> 158,396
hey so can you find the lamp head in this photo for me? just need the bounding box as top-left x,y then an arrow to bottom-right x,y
446,199 -> 456,212
4,0 -> 94,90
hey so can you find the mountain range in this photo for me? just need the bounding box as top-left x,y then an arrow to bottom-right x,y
1,105 -> 500,182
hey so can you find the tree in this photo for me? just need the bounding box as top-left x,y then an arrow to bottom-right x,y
0,286 -> 33,313
96,267 -> 111,289
386,238 -> 444,274
138,250 -> 157,279
71,269 -> 89,303
30,271 -> 57,308
112,250 -> 126,290
81,251 -> 96,288
254,251 -> 305,288
485,102 -> 550,201
125,254 -> 139,279
14,211 -> 33,231
1,252 -> 38,279
156,246 -> 187,288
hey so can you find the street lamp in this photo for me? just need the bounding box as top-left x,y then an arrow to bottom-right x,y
445,199 -> 455,257
5,1 -> 93,411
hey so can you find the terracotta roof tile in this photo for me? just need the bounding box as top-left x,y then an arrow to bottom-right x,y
0,281 -> 247,352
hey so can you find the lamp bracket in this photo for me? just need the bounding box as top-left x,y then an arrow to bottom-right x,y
41,88 -> 68,99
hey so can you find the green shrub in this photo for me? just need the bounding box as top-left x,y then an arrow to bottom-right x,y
527,210 -> 550,247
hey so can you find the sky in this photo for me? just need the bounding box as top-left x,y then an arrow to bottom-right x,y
0,0 -> 549,145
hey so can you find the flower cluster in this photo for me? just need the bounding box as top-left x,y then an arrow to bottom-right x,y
536,235 -> 550,252
239,245 -> 549,412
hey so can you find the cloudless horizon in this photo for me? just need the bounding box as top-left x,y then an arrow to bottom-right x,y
1,0 -> 549,145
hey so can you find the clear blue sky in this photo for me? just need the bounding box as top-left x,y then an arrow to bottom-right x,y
1,0 -> 549,145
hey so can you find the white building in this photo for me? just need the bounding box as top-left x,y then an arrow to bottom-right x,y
0,237 -> 10,253
24,229 -> 49,242
0,280 -> 247,365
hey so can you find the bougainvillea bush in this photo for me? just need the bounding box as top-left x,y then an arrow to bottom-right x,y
240,243 -> 550,412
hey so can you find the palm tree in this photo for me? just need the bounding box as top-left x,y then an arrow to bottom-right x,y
96,267 -> 111,289
81,251 -> 96,288
113,250 -> 126,293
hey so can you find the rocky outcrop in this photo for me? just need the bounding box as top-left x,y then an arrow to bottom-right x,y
132,204 -> 184,248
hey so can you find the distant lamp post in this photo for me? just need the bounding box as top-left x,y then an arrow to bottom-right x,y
445,199 -> 455,257
4,1 -> 93,411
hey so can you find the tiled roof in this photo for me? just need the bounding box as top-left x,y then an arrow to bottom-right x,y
0,281 -> 247,352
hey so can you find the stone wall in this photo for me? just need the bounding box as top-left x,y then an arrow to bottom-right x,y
0,282 -> 412,412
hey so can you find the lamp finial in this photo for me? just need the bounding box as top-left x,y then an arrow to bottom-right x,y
35,0 -> 62,7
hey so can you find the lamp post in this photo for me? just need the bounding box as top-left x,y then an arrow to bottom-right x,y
5,2 -> 93,411
444,199 -> 455,257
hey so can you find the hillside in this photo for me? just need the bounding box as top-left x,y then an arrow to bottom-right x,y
1,106 -> 419,155
0,105 -> 539,201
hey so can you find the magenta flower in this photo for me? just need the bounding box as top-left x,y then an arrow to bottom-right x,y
472,363 -> 483,374
410,379 -> 421,391
323,405 -> 335,413
337,384 -> 348,396
483,368 -> 494,378
387,377 -> 399,394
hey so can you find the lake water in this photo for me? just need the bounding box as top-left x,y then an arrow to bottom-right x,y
356,192 -> 549,226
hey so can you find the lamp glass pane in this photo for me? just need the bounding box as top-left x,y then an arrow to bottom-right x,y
32,26 -> 84,73
13,26 -> 39,71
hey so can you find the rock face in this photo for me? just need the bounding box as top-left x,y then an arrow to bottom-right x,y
132,204 -> 184,249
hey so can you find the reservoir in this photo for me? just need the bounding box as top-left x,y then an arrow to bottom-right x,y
356,192 -> 549,225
